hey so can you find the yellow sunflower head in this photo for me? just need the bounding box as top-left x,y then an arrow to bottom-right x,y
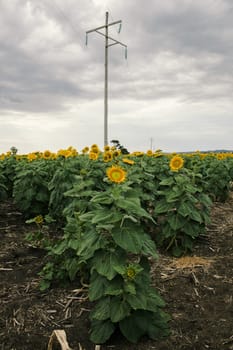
89,152 -> 98,160
34,215 -> 43,225
103,151 -> 113,162
113,150 -> 121,158
122,158 -> 134,165
169,155 -> 184,171
104,145 -> 111,152
43,150 -> 52,159
106,166 -> 126,183
27,153 -> 37,161
146,149 -> 153,156
126,267 -> 136,281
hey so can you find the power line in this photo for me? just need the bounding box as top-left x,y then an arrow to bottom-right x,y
40,0 -> 83,47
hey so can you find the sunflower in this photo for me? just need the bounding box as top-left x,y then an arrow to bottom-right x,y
113,150 -> 121,157
126,267 -> 136,281
82,146 -> 89,154
43,150 -> 52,159
27,153 -> 37,161
106,166 -> 126,183
34,215 -> 43,225
104,145 -> 111,152
103,151 -> 113,162
89,152 -> 98,160
146,149 -> 153,156
122,158 -> 134,165
217,153 -> 225,160
169,155 -> 184,171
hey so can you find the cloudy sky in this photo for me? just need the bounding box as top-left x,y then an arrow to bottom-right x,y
0,0 -> 232,154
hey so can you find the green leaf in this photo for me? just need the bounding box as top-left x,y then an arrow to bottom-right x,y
115,197 -> 153,221
92,250 -> 126,280
104,276 -> 124,296
123,281 -> 136,295
91,297 -> 111,321
89,272 -> 107,301
112,223 -> 145,254
126,291 -> 147,310
146,288 -> 166,310
182,221 -> 200,237
52,240 -> 68,255
77,230 -> 105,260
188,209 -> 202,223
168,214 -> 184,230
159,178 -> 174,186
110,297 -> 131,322
90,319 -> 115,344
119,310 -> 149,343
154,200 -> 173,214
92,209 -> 122,224
147,312 -> 170,339
66,258 -> 80,281
178,201 -> 193,217
172,245 -> 183,257
91,192 -> 114,204
141,234 -> 158,259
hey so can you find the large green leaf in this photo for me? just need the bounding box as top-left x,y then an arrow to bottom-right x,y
91,192 -> 114,204
154,200 -> 173,214
104,276 -> 124,296
188,209 -> 203,223
141,234 -> 158,259
110,297 -> 131,322
147,312 -> 170,339
92,209 -> 122,224
115,197 -> 153,221
77,230 -> 105,260
159,178 -> 174,186
91,297 -> 111,321
145,288 -> 166,311
90,319 -> 115,344
92,250 -> 126,280
112,223 -> 145,254
182,221 -> 200,237
119,310 -> 149,343
89,271 -> 107,301
167,214 -> 185,230
126,291 -> 147,310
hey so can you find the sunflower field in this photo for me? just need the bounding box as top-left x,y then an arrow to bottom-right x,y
0,145 -> 233,344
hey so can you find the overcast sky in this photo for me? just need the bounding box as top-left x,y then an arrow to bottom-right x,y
0,0 -> 232,154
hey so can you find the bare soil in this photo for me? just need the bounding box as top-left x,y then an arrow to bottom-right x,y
0,193 -> 233,350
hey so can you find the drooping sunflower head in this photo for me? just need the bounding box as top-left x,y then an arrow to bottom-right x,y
106,165 -> 126,183
169,155 -> 184,171
82,146 -> 89,154
122,158 -> 135,165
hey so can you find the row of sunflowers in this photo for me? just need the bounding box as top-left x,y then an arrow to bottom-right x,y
0,145 -> 233,344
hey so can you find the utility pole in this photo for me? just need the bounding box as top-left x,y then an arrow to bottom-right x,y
86,12 -> 127,146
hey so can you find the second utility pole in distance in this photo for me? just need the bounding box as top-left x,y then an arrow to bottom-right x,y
86,12 -> 127,146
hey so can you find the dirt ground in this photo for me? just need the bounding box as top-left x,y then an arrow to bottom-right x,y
0,193 -> 233,350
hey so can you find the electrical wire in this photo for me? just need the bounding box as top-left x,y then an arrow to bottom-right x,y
40,0 -> 84,47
